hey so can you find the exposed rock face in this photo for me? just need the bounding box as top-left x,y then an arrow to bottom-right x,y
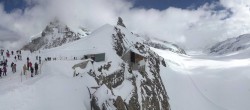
86,25 -> 170,110
114,96 -> 127,110
117,17 -> 126,28
22,19 -> 88,52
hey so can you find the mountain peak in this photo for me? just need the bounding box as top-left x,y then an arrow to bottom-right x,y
117,17 -> 126,28
22,18 -> 88,51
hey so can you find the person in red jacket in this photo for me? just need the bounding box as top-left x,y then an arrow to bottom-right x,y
29,62 -> 32,71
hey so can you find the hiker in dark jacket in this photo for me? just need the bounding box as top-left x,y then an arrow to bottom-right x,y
11,62 -> 14,72
35,63 -> 39,75
0,68 -> 2,78
30,66 -> 34,77
13,64 -> 16,73
3,66 -> 7,76
27,57 -> 29,67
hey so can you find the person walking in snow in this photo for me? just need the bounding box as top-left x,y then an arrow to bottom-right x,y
23,64 -> 27,75
29,62 -> 32,71
30,66 -> 34,77
19,55 -> 22,60
39,56 -> 41,64
7,52 -> 10,58
27,57 -> 29,66
3,66 -> 7,76
0,49 -> 3,56
5,59 -> 7,66
11,51 -> 13,55
0,68 -> 2,78
34,62 -> 38,75
13,64 -> 16,73
14,56 -> 17,61
11,62 -> 14,72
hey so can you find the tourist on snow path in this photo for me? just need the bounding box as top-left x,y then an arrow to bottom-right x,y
11,62 -> 14,72
27,57 -> 30,70
1,50 -> 3,56
23,64 -> 27,75
3,66 -> 7,76
5,59 -> 7,66
30,66 -> 34,77
29,62 -> 32,71
6,52 -> 9,58
13,64 -> 16,73
14,56 -> 16,61
35,62 -> 38,75
0,68 -> 2,78
39,56 -> 41,64
27,57 -> 29,62
11,51 -> 13,55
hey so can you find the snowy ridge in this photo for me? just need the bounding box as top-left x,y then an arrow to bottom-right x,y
208,34 -> 250,55
22,19 -> 90,52
39,19 -> 170,109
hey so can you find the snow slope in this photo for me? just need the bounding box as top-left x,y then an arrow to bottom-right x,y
208,34 -> 250,55
152,47 -> 250,110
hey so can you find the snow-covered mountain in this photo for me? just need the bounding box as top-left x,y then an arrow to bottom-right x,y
208,34 -> 250,55
22,19 -> 90,52
143,38 -> 186,55
39,17 -> 170,110
2,17 -> 250,110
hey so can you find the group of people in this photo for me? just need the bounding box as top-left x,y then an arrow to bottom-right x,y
45,57 -> 53,61
23,57 -> 40,77
0,49 -> 21,78
0,49 -> 42,79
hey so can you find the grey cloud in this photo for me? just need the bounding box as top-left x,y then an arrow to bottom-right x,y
0,0 -> 250,51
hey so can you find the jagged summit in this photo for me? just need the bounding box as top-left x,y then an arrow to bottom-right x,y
117,17 -> 126,28
22,19 -> 89,52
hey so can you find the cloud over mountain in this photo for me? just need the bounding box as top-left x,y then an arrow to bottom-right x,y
0,0 -> 250,51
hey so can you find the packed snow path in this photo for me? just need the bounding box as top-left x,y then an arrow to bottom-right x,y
153,48 -> 250,110
0,51 -> 93,110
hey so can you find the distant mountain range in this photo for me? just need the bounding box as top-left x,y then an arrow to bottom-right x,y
208,34 -> 250,55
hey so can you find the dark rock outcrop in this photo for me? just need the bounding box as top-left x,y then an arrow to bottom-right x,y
117,17 -> 126,28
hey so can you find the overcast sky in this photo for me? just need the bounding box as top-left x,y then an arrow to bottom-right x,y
0,0 -> 250,51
